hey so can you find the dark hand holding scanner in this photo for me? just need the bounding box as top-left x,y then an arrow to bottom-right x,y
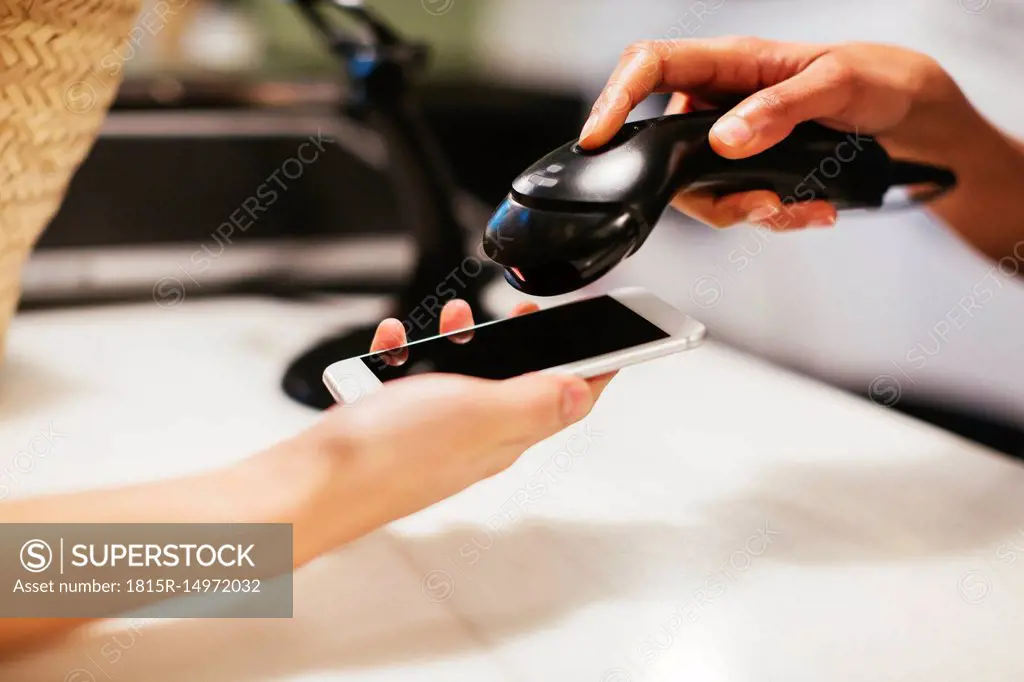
483,110 -> 957,297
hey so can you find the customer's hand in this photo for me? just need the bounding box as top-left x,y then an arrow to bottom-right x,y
579,38 -> 976,231
290,300 -> 614,552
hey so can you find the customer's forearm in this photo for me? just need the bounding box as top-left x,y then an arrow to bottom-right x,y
0,432 -> 378,657
0,453 -> 306,656
0,451 -> 332,568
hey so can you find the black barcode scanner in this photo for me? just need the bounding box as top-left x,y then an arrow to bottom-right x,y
482,110 -> 956,297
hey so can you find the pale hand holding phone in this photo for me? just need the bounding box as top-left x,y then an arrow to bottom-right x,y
305,289 -> 703,530
291,300 -> 615,533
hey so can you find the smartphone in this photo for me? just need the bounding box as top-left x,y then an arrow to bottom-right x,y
322,287 -> 706,405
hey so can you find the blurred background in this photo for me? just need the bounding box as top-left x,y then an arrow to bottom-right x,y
26,0 -> 1024,454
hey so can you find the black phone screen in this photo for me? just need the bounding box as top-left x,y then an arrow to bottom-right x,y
362,295 -> 670,381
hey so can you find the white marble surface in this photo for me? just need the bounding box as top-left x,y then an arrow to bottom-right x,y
0,295 -> 1022,680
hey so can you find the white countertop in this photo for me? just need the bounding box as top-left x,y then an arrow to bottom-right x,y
1,295 -> 1023,681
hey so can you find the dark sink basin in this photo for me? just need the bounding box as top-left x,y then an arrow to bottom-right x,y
27,76 -> 584,306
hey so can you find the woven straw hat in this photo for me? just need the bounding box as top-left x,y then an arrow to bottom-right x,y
0,0 -> 141,354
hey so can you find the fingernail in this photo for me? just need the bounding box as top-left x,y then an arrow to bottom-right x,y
711,115 -> 754,148
746,206 -> 778,224
809,215 -> 837,227
580,115 -> 598,141
561,380 -> 592,424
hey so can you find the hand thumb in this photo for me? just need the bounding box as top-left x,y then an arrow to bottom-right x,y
483,373 -> 594,445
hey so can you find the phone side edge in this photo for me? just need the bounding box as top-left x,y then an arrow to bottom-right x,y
541,333 -> 702,379
322,358 -> 383,406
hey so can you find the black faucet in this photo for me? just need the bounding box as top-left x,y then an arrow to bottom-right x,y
282,0 -> 494,409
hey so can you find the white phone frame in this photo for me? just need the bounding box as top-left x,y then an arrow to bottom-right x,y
322,287 -> 706,406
